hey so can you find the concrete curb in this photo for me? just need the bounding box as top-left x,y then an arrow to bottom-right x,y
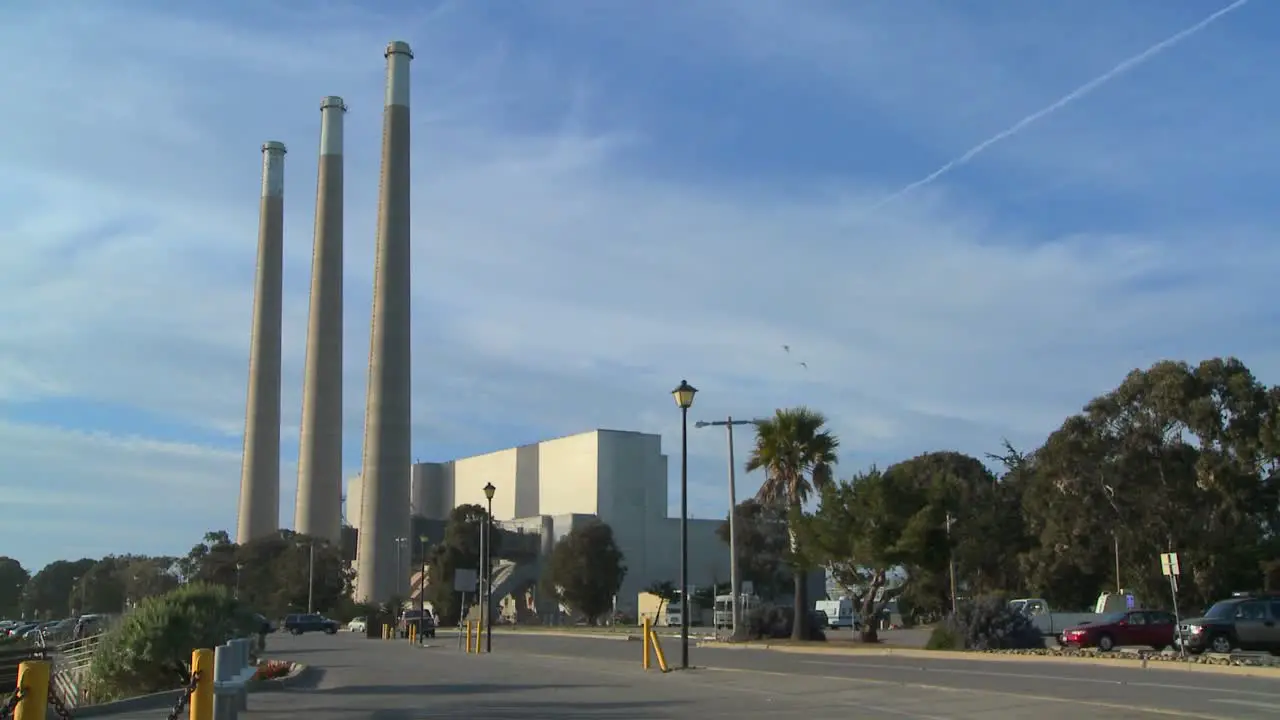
694,642 -> 1280,678
493,630 -> 641,642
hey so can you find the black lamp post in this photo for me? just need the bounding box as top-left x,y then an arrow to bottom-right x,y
418,534 -> 429,643
671,379 -> 697,669
483,482 -> 497,653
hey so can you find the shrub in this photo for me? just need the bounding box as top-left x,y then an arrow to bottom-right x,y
743,605 -> 826,641
935,594 -> 1043,651
85,583 -> 257,701
252,659 -> 293,681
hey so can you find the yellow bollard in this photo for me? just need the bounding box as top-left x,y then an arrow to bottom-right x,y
642,617 -> 651,670
647,626 -> 669,672
13,659 -> 50,720
189,648 -> 213,720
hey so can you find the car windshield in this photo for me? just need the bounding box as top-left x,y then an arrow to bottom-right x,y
1204,601 -> 1239,619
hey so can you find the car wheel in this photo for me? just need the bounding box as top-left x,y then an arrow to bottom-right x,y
1209,634 -> 1233,654
291,628 -> 302,635
1097,633 -> 1115,652
326,627 -> 337,635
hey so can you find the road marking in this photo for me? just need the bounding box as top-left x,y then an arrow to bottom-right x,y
700,666 -> 1231,719
797,659 -> 1280,700
1211,699 -> 1280,711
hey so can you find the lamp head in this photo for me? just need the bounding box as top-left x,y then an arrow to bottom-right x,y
672,380 -> 698,410
483,482 -> 496,500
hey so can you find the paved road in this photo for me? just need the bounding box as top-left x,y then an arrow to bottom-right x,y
124,630 -> 1279,718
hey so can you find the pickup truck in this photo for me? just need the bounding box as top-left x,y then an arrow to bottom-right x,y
1010,592 -> 1137,640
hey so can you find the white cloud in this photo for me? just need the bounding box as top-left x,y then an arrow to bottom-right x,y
0,2 -> 1277,569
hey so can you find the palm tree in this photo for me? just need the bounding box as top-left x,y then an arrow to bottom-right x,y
746,407 -> 839,640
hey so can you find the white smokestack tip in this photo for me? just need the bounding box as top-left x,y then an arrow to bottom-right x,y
261,141 -> 286,198
319,97 -> 346,157
384,41 -> 413,108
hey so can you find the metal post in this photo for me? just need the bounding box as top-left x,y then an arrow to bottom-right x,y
680,404 -> 690,669
478,519 -> 487,646
946,512 -> 958,615
725,417 -> 741,639
486,499 -> 494,653
1114,533 -> 1122,593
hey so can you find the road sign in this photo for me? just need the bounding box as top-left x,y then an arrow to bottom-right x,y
1160,552 -> 1181,577
741,581 -> 754,596
453,568 -> 477,592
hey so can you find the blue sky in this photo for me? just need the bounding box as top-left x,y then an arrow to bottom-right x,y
2,0 -> 1277,571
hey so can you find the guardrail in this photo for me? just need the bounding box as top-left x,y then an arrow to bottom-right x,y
0,636 -> 257,720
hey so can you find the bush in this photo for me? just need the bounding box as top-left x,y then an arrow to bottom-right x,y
85,583 -> 257,701
743,605 -> 826,641
933,594 -> 1043,651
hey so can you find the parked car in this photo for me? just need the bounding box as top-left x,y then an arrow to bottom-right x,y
346,617 -> 367,633
1178,592 -> 1280,655
398,610 -> 435,639
282,614 -> 339,635
253,614 -> 276,635
1010,592 -> 1137,639
1060,610 -> 1177,651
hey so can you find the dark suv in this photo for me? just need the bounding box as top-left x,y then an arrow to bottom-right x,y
283,613 -> 339,635
1177,593 -> 1280,654
399,610 -> 436,639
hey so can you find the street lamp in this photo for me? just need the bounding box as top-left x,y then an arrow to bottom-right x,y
235,563 -> 244,601
307,541 -> 316,614
671,379 -> 697,669
483,482 -> 497,653
418,534 -> 430,643
694,416 -> 763,640
394,537 -> 408,601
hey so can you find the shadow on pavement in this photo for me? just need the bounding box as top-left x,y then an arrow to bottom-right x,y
316,683 -> 605,696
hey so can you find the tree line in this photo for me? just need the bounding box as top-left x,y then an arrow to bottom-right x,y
731,356 -> 1280,641
1,528 -> 351,621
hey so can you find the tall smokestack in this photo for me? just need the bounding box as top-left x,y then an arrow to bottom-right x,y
236,141 -> 287,545
295,97 -> 347,544
355,41 -> 414,603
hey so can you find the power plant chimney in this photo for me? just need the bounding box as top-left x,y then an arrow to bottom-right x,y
354,41 -> 414,603
236,141 -> 287,545
295,97 -> 347,544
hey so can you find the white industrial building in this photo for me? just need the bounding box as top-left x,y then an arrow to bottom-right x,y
346,429 -> 730,615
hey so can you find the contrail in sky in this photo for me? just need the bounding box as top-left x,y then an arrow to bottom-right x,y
863,0 -> 1251,213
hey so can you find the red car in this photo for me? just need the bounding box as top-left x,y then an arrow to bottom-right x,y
1060,610 -> 1177,652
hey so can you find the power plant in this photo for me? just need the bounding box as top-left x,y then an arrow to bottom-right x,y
294,96 -> 347,544
234,42 -> 415,603
236,141 -> 286,545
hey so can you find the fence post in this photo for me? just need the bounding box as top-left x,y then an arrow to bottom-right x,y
234,640 -> 248,712
13,659 -> 49,720
190,648 -> 214,720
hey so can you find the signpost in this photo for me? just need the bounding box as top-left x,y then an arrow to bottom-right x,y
453,569 -> 478,651
1160,552 -> 1185,658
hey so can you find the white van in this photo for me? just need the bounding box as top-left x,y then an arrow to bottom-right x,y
814,598 -> 860,629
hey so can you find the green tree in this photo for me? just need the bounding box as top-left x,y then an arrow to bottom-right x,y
0,557 -> 29,618
22,558 -> 96,618
423,504 -> 499,624
234,531 -> 351,618
542,521 -> 627,624
74,557 -> 127,614
1018,358 -> 1276,610
746,407 -> 839,641
716,499 -> 791,601
177,531 -> 239,587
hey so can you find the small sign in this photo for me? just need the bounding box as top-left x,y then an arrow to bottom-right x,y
453,568 -> 477,592
1160,552 -> 1181,577
741,581 -> 754,596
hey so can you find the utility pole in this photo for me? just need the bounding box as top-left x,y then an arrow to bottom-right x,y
694,416 -> 762,640
945,512 -> 958,615
1114,532 -> 1122,593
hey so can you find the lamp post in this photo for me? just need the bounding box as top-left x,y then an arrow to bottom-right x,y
694,416 -> 761,640
394,537 -> 407,601
235,563 -> 244,601
418,534 -> 430,642
671,380 -> 697,669
307,542 -> 316,614
483,482 -> 497,653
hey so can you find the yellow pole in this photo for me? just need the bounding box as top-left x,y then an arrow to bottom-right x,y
649,627 -> 669,672
642,617 -> 651,670
13,660 -> 49,720
189,648 -> 213,720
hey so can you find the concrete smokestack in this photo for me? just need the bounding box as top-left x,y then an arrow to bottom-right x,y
236,141 -> 287,545
295,97 -> 347,544
355,41 -> 414,603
